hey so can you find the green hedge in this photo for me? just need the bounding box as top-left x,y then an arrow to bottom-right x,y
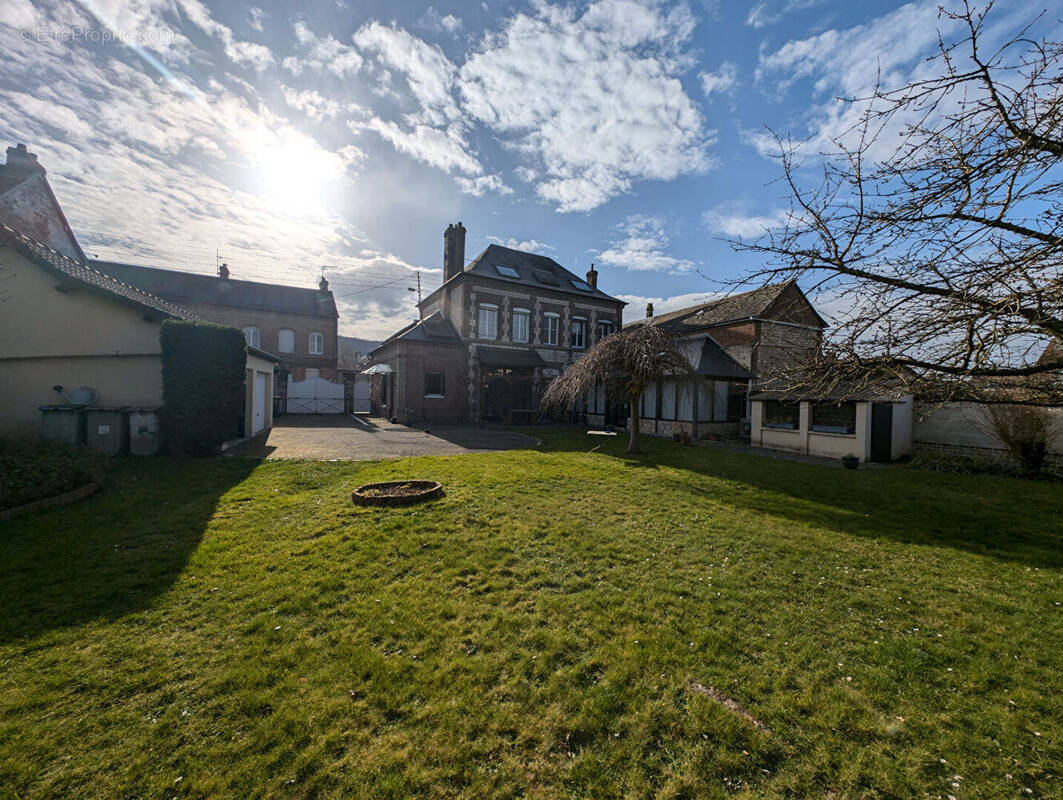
0,439 -> 109,512
160,320 -> 247,455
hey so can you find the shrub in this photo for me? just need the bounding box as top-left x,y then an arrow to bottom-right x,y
0,439 -> 109,511
984,404 -> 1060,476
160,320 -> 247,456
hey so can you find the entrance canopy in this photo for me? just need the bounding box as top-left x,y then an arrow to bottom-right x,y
478,346 -> 546,369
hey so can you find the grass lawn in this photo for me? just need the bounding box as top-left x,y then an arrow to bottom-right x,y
1,429 -> 1060,799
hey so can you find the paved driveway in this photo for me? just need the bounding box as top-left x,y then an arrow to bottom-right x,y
229,414 -> 538,461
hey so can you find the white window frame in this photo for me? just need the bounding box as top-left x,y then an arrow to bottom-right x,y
277,328 -> 295,353
571,317 -> 587,349
242,326 -> 260,348
309,331 -> 324,355
597,319 -> 614,341
512,308 -> 530,343
543,312 -> 560,346
478,304 -> 498,340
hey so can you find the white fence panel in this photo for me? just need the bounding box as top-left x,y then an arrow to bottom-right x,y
287,376 -> 345,414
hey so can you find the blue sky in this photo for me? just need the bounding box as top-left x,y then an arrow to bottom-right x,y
0,0 -> 1046,337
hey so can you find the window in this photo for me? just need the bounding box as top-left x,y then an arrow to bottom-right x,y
512,309 -> 530,343
242,326 -> 260,348
571,317 -> 587,349
534,269 -> 559,286
543,313 -> 560,345
570,279 -> 593,291
309,331 -> 324,355
494,264 -> 520,279
424,372 -> 445,397
597,319 -> 614,341
277,328 -> 294,353
763,400 -> 800,430
478,304 -> 498,339
811,401 -> 856,434
660,381 -> 676,420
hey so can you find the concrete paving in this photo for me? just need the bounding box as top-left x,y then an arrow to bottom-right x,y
228,414 -> 538,461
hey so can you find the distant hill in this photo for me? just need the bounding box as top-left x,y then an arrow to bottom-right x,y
337,335 -> 382,369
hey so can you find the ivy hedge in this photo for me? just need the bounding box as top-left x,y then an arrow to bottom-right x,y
160,320 -> 247,455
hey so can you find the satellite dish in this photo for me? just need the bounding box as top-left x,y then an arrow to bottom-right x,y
68,387 -> 98,407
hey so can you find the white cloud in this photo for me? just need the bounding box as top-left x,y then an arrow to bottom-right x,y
175,0 -> 274,70
282,20 -> 363,77
703,204 -> 788,238
699,61 -> 737,96
746,0 -> 827,29
353,21 -> 459,124
247,6 -> 265,32
487,237 -> 554,253
456,174 -> 512,196
422,7 -> 463,35
459,0 -> 712,212
596,215 -> 694,273
281,86 -> 364,121
363,118 -> 481,175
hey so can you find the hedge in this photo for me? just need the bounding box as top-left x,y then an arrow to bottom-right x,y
160,320 -> 247,455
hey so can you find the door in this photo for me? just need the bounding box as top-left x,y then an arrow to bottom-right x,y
870,402 -> 893,462
253,372 -> 267,434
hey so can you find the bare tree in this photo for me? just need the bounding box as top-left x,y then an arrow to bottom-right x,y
731,1 -> 1063,404
983,404 -> 1060,474
541,325 -> 697,454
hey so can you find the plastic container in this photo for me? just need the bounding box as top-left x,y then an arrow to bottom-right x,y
85,408 -> 129,454
39,405 -> 87,444
127,408 -> 160,455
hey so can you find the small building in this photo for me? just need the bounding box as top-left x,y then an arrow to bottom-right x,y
370,223 -> 626,424
750,380 -> 914,463
624,281 -> 827,439
0,224 -> 278,442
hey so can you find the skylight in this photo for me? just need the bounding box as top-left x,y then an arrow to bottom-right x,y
570,279 -> 593,291
534,269 -> 559,285
494,264 -> 520,279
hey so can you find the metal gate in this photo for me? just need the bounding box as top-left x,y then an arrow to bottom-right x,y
287,375 -> 344,414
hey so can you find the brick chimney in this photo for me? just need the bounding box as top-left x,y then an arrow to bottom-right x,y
586,263 -> 598,289
646,303 -> 654,318
3,143 -> 44,178
443,222 -> 466,282
218,263 -> 230,279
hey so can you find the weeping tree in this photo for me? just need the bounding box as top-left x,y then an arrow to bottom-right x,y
541,324 -> 697,454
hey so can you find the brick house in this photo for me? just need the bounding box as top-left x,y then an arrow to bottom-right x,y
370,223 -> 625,424
625,281 -> 827,439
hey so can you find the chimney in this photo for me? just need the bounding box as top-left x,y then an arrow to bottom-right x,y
586,263 -> 598,289
3,143 -> 44,177
218,263 -> 230,279
319,275 -> 329,291
443,221 -> 466,282
646,303 -> 654,318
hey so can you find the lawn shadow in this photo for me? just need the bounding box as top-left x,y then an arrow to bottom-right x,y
534,426 -> 1063,568
0,456 -> 260,644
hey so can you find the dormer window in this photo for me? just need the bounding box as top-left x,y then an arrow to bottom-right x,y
494,265 -> 520,279
570,279 -> 593,292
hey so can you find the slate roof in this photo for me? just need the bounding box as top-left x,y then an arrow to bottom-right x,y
93,261 -> 339,319
1038,338 -> 1062,367
373,311 -> 463,352
424,244 -> 623,305
0,224 -> 194,320
630,281 -> 826,335
751,375 -> 910,402
695,337 -> 753,379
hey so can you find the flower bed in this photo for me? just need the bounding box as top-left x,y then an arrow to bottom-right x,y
351,480 -> 443,507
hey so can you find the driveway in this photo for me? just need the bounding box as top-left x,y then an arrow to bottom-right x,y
228,414 -> 538,461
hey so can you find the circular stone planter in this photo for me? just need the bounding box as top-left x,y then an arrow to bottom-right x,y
352,480 -> 443,507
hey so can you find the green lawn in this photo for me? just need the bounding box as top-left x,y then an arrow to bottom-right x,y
1,430 -> 1060,799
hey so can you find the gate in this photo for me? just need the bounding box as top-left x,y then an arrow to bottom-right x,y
287,375 -> 344,414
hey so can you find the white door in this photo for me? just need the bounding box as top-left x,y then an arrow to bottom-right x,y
253,372 -> 267,434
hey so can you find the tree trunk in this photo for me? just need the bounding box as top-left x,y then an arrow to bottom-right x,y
627,400 -> 641,454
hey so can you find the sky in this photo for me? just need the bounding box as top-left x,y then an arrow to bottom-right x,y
0,0 -> 1050,338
